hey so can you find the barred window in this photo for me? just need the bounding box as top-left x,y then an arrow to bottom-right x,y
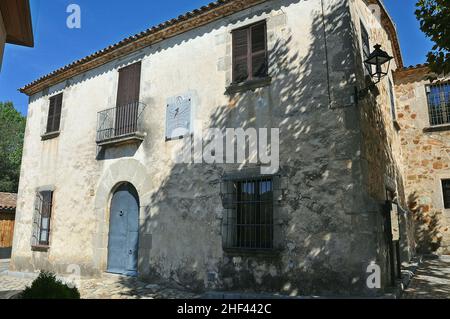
426,82 -> 450,126
222,178 -> 274,250
32,191 -> 53,247
443,180 -> 450,209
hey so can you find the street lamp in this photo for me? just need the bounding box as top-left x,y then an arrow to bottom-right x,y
356,44 -> 394,102
364,44 -> 393,83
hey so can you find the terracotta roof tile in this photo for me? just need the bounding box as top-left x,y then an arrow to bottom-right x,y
0,193 -> 17,211
19,0 -> 402,96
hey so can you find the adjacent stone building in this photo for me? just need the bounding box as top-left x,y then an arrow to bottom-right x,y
11,0 -> 421,296
394,65 -> 450,255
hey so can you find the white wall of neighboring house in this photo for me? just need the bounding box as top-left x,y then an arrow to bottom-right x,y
0,10 -> 7,71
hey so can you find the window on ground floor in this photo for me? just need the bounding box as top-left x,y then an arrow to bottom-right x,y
32,191 -> 54,247
222,177 -> 274,250
426,82 -> 450,126
442,179 -> 450,209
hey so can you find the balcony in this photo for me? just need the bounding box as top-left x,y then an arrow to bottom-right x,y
96,102 -> 147,147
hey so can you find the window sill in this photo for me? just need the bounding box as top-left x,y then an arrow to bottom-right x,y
31,245 -> 50,252
41,131 -> 60,141
223,248 -> 281,258
225,76 -> 272,95
423,124 -> 450,133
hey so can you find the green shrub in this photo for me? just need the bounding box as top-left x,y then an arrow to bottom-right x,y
21,271 -> 80,299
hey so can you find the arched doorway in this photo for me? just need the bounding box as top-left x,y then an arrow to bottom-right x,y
107,183 -> 139,276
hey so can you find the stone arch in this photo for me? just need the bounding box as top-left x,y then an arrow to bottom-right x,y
92,159 -> 150,273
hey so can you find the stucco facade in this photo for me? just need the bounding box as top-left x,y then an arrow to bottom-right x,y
12,0 -> 415,296
394,66 -> 450,255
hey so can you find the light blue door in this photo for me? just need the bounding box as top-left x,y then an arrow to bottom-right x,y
107,184 -> 139,276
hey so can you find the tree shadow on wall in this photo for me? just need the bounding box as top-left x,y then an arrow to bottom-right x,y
114,0 -> 380,297
408,192 -> 442,254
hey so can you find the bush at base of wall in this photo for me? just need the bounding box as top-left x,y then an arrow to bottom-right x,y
20,271 -> 80,299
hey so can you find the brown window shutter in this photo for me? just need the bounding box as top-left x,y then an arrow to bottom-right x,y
232,21 -> 267,83
251,22 -> 267,78
46,97 -> 56,133
232,28 -> 249,83
116,62 -> 141,107
53,94 -> 63,132
46,93 -> 63,133
116,62 -> 142,136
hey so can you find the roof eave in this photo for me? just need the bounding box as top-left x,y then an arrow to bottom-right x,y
1,0 -> 34,48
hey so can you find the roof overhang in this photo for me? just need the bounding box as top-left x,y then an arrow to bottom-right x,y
0,0 -> 34,47
367,0 -> 403,69
18,0 -> 404,96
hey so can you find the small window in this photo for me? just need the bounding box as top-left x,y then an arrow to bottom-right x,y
426,82 -> 450,126
361,21 -> 371,75
232,21 -> 268,84
442,180 -> 450,209
223,178 -> 274,250
46,94 -> 63,134
389,79 -> 397,121
32,191 -> 54,247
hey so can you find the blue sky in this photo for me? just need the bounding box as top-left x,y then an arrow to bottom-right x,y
0,0 -> 433,115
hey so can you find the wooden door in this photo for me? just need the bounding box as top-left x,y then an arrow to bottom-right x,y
107,184 -> 139,276
0,212 -> 15,248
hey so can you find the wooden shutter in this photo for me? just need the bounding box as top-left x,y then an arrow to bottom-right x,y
232,28 -> 249,83
116,62 -> 141,107
116,62 -> 142,136
46,93 -> 63,133
232,21 -> 267,83
39,191 -> 53,246
251,22 -> 267,78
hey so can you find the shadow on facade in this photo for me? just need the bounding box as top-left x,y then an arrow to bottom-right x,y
408,192 -> 442,254
111,0 -> 401,297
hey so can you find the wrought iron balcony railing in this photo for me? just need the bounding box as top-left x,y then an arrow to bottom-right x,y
96,102 -> 146,146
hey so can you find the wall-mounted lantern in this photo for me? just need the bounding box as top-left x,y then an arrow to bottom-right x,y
356,44 -> 394,102
364,44 -> 393,83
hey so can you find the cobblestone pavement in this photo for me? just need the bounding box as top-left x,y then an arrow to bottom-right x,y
0,269 -> 200,299
403,256 -> 450,299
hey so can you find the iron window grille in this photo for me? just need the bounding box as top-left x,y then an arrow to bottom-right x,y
96,102 -> 146,143
442,180 -> 450,209
426,82 -> 450,126
222,177 -> 274,251
32,191 -> 53,247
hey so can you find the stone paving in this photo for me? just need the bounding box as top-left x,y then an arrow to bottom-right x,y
403,256 -> 450,299
0,264 -> 200,299
2,256 -> 450,299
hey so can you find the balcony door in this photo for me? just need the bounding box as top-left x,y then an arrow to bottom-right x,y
115,62 -> 141,136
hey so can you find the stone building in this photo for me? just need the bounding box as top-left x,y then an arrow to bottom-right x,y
0,0 -> 34,71
11,0 -> 417,296
394,65 -> 450,255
